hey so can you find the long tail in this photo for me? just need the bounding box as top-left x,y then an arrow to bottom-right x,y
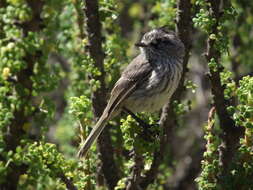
77,77 -> 137,158
77,114 -> 109,158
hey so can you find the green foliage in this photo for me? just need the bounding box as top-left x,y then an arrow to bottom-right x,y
185,79 -> 197,94
218,76 -> 253,189
172,100 -> 190,116
195,117 -> 221,190
15,142 -> 75,189
207,58 -> 218,72
121,114 -> 160,153
149,0 -> 177,28
193,0 -> 236,53
220,70 -> 236,100
197,74 -> 253,190
69,96 -> 92,120
0,0 -> 87,189
233,76 -> 253,129
209,16 -> 253,186
194,0 -> 253,189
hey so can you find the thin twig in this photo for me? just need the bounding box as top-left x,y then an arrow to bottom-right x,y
126,148 -> 144,190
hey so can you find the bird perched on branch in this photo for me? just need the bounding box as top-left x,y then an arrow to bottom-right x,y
78,27 -> 185,158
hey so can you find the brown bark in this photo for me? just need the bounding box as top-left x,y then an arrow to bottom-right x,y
83,0 -> 120,189
205,0 -> 244,177
126,150 -> 144,190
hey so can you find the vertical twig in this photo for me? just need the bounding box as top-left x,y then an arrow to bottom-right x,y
126,149 -> 144,190
83,0 -> 120,189
205,0 -> 243,175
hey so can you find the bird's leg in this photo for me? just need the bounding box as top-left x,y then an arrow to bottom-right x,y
122,107 -> 159,141
123,107 -> 149,127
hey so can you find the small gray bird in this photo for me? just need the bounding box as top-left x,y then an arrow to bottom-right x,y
78,27 -> 185,158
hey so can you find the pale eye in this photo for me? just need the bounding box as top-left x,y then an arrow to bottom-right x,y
150,39 -> 160,47
150,41 -> 158,48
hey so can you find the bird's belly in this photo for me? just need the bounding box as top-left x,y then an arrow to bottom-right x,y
126,92 -> 170,113
123,63 -> 182,113
123,80 -> 178,113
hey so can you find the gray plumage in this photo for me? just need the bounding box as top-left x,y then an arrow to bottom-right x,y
78,28 -> 185,158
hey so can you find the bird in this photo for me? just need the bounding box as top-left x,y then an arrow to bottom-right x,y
78,27 -> 185,158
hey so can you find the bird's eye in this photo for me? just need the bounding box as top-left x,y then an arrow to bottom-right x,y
150,42 -> 157,48
150,39 -> 161,47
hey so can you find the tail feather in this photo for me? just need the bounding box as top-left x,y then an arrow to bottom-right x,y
77,74 -> 138,158
77,114 -> 109,158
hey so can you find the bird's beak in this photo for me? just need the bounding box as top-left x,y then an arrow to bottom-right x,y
135,42 -> 148,47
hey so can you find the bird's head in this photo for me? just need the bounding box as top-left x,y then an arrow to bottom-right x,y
135,27 -> 185,60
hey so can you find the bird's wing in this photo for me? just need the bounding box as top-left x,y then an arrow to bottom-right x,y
78,55 -> 152,158
103,54 -> 153,118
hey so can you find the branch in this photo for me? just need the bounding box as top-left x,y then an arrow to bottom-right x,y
205,0 -> 244,174
140,0 -> 192,188
126,149 -> 144,190
83,0 -> 120,189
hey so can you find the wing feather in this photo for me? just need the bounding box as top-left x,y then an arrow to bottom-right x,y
103,55 -> 152,118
